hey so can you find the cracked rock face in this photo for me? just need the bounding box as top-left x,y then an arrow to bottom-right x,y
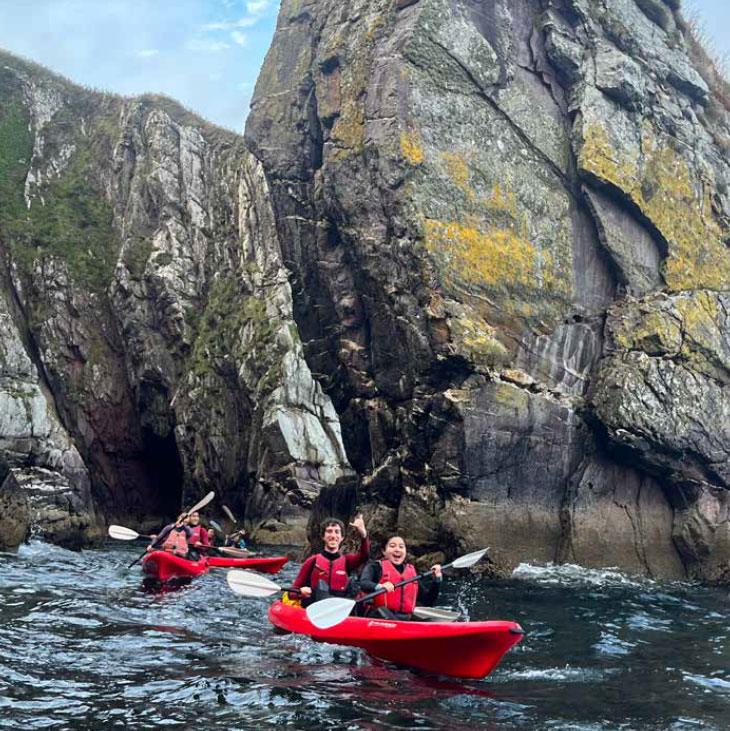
0,52 -> 349,545
247,0 -> 730,580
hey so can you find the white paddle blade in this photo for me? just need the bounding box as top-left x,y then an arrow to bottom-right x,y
306,597 -> 356,629
222,505 -> 237,523
188,490 -> 215,515
451,547 -> 489,569
412,606 -> 461,622
108,525 -> 140,541
226,570 -> 280,597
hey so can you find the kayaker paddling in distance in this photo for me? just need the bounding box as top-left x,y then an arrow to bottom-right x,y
359,535 -> 442,620
291,515 -> 370,605
147,513 -> 193,557
186,510 -> 210,558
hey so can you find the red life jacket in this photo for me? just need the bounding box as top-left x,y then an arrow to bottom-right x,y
189,525 -> 206,545
310,553 -> 349,592
372,560 -> 418,614
162,528 -> 188,556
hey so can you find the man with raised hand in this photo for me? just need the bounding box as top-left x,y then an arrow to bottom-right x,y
291,515 -> 370,605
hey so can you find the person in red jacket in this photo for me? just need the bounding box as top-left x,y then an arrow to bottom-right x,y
359,535 -> 442,620
291,515 -> 370,605
187,511 -> 209,548
184,510 -> 210,559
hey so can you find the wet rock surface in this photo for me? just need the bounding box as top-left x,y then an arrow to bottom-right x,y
0,456 -> 30,549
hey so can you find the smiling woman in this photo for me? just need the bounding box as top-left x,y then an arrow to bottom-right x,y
0,0 -> 279,130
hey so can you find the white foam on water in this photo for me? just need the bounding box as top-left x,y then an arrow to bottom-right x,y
683,673 -> 730,693
511,562 -> 654,589
499,665 -> 612,683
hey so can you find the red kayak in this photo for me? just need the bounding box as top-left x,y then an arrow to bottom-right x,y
207,556 -> 288,573
267,600 -> 523,679
142,552 -> 288,583
142,551 -> 208,583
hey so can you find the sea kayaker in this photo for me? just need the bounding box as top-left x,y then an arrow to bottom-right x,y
291,515 -> 370,605
359,535 -> 442,620
226,529 -> 248,550
207,527 -> 216,546
187,510 -> 210,558
147,513 -> 193,557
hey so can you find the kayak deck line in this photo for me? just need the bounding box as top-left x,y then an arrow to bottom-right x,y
267,600 -> 523,679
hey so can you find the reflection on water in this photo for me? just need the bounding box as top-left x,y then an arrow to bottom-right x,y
0,545 -> 728,729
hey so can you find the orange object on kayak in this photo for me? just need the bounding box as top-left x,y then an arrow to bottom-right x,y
267,600 -> 523,679
141,551 -> 288,583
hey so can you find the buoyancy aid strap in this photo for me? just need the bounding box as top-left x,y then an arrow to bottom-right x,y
162,528 -> 188,556
312,553 -> 348,591
374,560 -> 418,613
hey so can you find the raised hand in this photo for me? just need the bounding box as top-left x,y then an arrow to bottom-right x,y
349,514 -> 367,538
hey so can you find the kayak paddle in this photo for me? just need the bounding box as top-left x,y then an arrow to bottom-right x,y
127,490 -> 215,569
226,569 -> 296,598
225,569 -> 462,621
209,520 -> 224,534
222,505 -> 239,525
306,547 -> 489,629
108,525 -> 153,541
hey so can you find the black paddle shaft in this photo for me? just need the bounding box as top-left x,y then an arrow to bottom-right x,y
357,560 -> 454,606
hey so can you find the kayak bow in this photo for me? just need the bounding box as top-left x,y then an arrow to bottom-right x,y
142,551 -> 208,583
268,600 -> 523,679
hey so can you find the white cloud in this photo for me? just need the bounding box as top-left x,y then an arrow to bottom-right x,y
230,30 -> 247,46
138,49 -> 160,57
200,0 -> 274,33
185,38 -> 231,52
246,0 -> 270,13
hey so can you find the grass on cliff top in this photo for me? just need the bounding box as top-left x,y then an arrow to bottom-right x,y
0,48 -> 242,143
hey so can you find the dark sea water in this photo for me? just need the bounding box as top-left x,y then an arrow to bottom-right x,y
0,542 -> 728,730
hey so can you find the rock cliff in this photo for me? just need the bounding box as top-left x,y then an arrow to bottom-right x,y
246,0 -> 730,581
1,0 -> 730,582
0,51 -> 349,546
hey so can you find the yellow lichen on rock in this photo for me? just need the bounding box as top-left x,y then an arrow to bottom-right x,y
612,309 -> 682,355
440,151 -> 474,198
675,291 -> 720,345
579,121 -> 730,291
485,184 -> 519,219
424,218 -> 568,299
401,128 -> 425,165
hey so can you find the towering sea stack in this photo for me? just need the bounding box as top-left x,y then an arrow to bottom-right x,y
0,52 -> 349,545
247,0 -> 730,581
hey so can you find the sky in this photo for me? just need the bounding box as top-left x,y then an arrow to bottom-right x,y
0,1 -> 727,134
